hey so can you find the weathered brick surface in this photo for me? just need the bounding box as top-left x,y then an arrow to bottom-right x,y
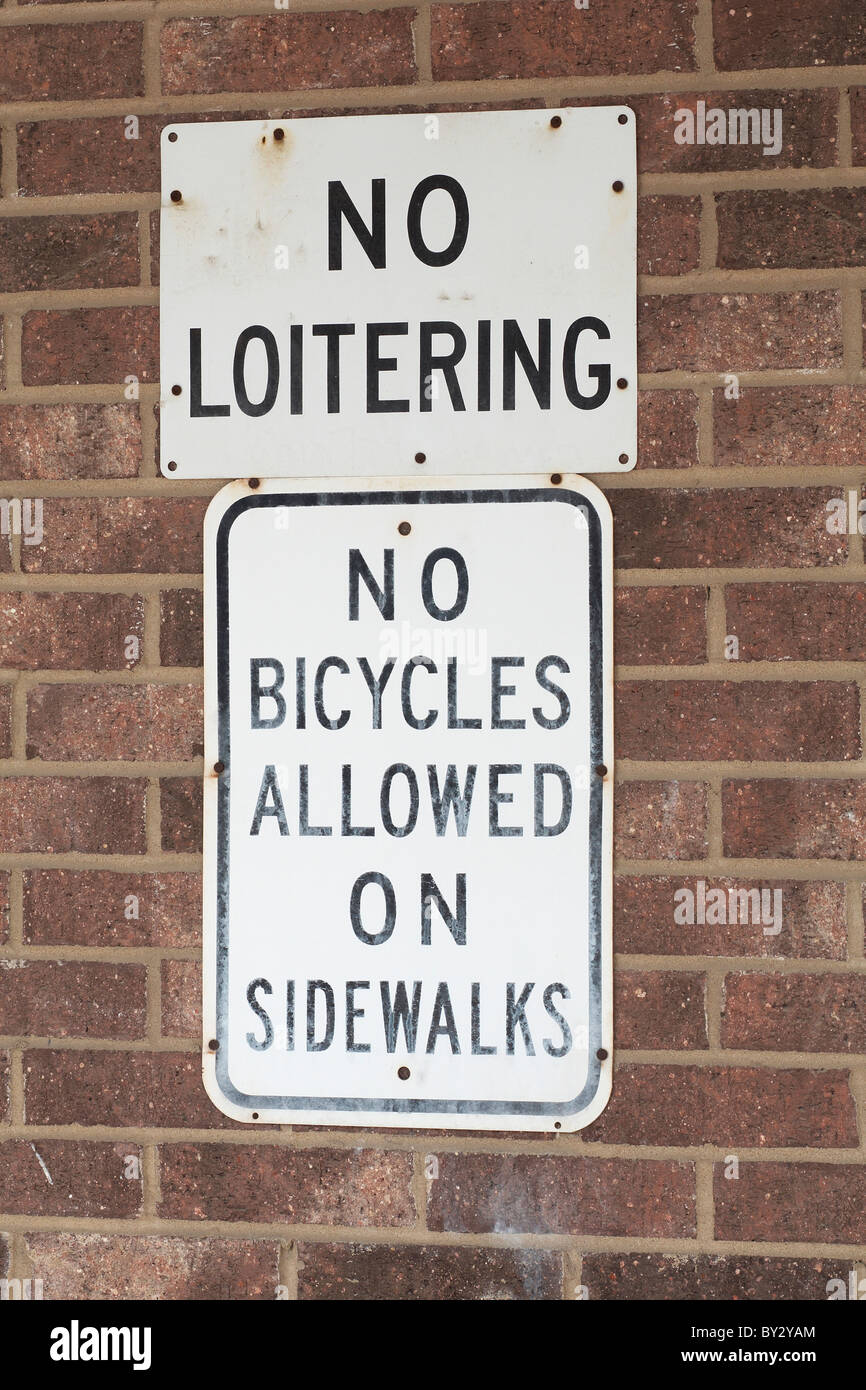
0,404 -> 141,480
726,583 -> 866,661
160,1144 -> 415,1225
614,781 -> 708,860
614,970 -> 707,1049
723,779 -> 866,860
636,390 -> 698,469
0,1141 -> 141,1217
161,960 -> 201,1038
0,1051 -> 10,1125
161,13 -> 417,94
613,488 -> 846,570
615,588 -> 706,664
853,87 -> 866,164
24,1051 -> 237,1129
0,593 -> 143,670
717,191 -> 866,271
639,293 -> 841,373
584,1065 -> 857,1147
616,680 -> 859,761
27,683 -> 203,761
0,23 -> 143,102
160,777 -> 202,853
714,1162 -> 866,1244
22,308 -> 159,387
583,1252 -> 851,1301
615,876 -> 848,959
714,386 -> 866,470
426,1153 -> 696,1236
0,961 -> 146,1039
0,875 -> 9,947
160,590 -> 203,667
638,196 -> 700,276
0,778 -> 146,854
297,1243 -> 562,1300
21,1233 -> 280,1301
23,870 -> 201,948
0,685 -> 11,758
712,0 -> 866,69
20,499 -> 206,574
722,973 -> 866,1053
0,215 -> 139,293
565,90 -> 839,171
432,0 -> 697,80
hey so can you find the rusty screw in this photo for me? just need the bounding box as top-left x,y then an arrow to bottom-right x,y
170,189 -> 182,203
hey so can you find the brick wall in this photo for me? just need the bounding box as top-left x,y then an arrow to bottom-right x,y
0,0 -> 865,1301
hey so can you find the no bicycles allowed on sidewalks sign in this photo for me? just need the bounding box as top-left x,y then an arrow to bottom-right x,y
202,477 -> 613,1130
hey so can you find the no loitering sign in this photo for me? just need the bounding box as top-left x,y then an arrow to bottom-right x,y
160,108 -> 636,478
203,477 -> 613,1130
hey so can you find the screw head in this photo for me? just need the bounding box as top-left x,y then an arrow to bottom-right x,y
398,521 -> 411,536
170,189 -> 182,203
550,115 -> 562,129
612,180 -> 624,193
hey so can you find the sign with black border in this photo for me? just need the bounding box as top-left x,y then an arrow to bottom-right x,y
203,477 -> 612,1131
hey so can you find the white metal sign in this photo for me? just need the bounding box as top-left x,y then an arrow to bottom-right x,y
161,109 -> 636,478
203,476 -> 613,1130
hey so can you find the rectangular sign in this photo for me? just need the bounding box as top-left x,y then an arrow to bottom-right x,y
203,477 -> 613,1130
161,109 -> 636,478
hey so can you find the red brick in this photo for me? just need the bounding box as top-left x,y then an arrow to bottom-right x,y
615,587 -> 706,665
0,215 -> 138,293
160,589 -> 203,666
24,1050 -> 237,1128
637,390 -> 699,469
0,23 -> 143,102
616,680 -> 859,761
615,970 -> 707,1049
726,583 -> 866,662
0,1140 -> 141,1217
0,875 -> 8,946
583,1252 -> 851,1301
23,870 -> 201,948
722,973 -> 866,1053
615,876 -> 847,959
161,777 -> 202,854
723,779 -> 866,860
20,499 -> 207,574
160,1144 -> 415,1225
0,961 -> 146,1039
0,593 -> 143,670
713,0 -> 866,70
161,13 -> 416,95
22,308 -> 158,387
0,685 -> 11,758
0,778 -> 146,854
565,90 -> 838,172
718,190 -> 866,271
0,1234 -> 7,1278
584,1064 -> 857,1147
150,208 -> 160,286
426,1153 -> 696,1236
613,487 -> 847,570
161,960 -> 200,1038
714,386 -> 866,470
432,0 -> 696,80
0,1051 -> 9,1124
615,781 -> 708,860
0,404 -> 141,480
714,1162 -> 866,1244
852,87 -> 866,164
21,1233 -> 280,1300
639,196 -> 700,276
639,292 -> 841,373
298,1243 -> 561,1300
27,683 -> 203,761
